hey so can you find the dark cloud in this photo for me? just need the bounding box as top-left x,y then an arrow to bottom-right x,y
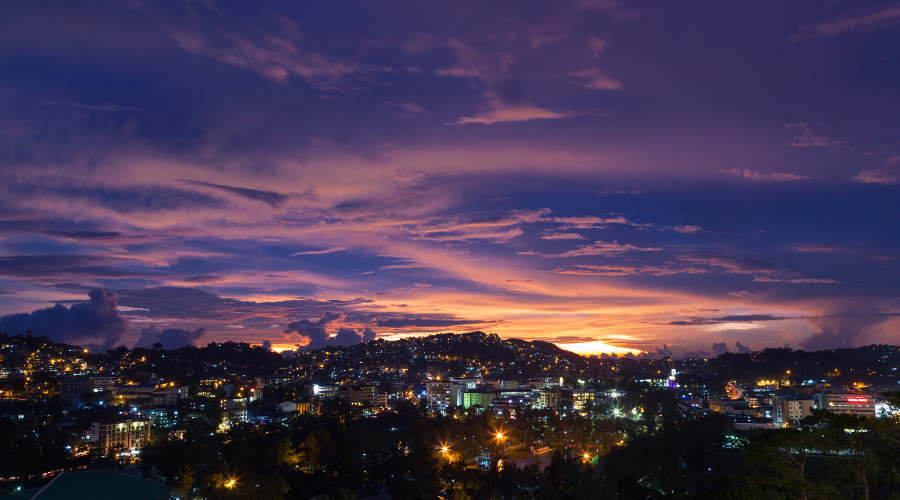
0,288 -> 127,351
800,302 -> 887,351
262,340 -> 272,350
179,179 -> 289,208
0,255 -> 151,278
136,324 -> 207,349
114,287 -> 373,323
284,312 -> 375,352
668,314 -> 790,326
800,325 -> 858,351
678,254 -> 793,277
637,345 -> 673,359
711,342 -> 730,356
735,341 -> 752,354
372,317 -> 484,328
43,229 -> 127,240
8,184 -> 228,213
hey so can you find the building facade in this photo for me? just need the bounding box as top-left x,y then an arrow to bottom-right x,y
89,417 -> 151,455
819,392 -> 877,418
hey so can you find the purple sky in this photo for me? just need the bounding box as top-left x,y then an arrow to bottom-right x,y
0,0 -> 898,355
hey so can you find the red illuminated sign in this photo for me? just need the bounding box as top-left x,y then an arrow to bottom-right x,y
847,397 -> 867,403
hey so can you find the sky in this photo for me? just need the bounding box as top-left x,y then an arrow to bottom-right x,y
0,0 -> 898,356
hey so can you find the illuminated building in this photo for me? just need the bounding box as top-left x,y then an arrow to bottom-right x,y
89,417 -> 151,455
818,392 -> 876,418
426,381 -> 466,411
463,390 -> 496,409
772,396 -> 817,425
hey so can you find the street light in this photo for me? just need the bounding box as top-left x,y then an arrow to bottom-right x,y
225,479 -> 236,488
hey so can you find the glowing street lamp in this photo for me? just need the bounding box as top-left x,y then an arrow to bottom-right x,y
225,479 -> 236,488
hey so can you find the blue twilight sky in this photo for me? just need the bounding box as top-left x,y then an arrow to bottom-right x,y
0,0 -> 898,355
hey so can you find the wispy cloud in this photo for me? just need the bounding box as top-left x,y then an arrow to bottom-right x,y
540,232 -> 586,240
544,240 -> 662,258
568,68 -> 623,90
790,7 -> 900,42
785,123 -> 846,148
720,168 -> 813,181
180,179 -> 289,207
552,215 -> 634,229
852,155 -> 900,185
38,100 -> 142,112
671,225 -> 702,234
451,102 -> 574,125
796,245 -> 835,252
554,264 -> 685,276
291,247 -> 346,256
585,36 -> 608,58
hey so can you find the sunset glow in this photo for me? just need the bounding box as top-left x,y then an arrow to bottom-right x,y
0,1 -> 898,356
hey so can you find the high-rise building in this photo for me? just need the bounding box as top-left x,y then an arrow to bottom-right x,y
426,381 -> 466,411
89,417 -> 151,455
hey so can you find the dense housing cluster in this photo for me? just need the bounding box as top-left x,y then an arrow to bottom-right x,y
0,331 -> 898,499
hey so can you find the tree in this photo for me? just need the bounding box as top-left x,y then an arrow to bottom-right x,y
172,463 -> 195,500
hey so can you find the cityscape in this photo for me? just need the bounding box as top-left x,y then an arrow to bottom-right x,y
1,0 -> 900,499
0,330 -> 898,499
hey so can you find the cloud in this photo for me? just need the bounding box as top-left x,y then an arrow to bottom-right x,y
568,68 -> 623,90
38,100 -> 142,112
786,278 -> 839,284
283,311 -> 344,352
800,324 -> 858,351
553,264 -> 685,276
42,229 -> 129,240
678,253 -> 790,276
283,312 -> 376,352
7,183 -> 228,214
796,245 -> 835,252
638,344 -> 673,359
789,6 -> 900,42
552,215 -> 633,229
852,155 -> 900,185
668,314 -> 789,326
671,225 -> 702,234
136,324 -> 207,349
411,208 -> 550,242
179,180 -> 289,207
711,342 -> 730,356
735,341 -> 752,354
540,232 -> 586,240
544,240 -> 662,258
0,254 -> 152,278
385,102 -> 428,120
720,168 -> 813,181
371,317 -> 483,328
785,123 -> 846,148
262,340 -> 272,350
800,301 -> 887,351
291,247 -> 346,256
450,103 -> 574,125
585,36 -> 608,58
158,15 -> 362,90
437,37 -> 575,125
0,289 -> 127,351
